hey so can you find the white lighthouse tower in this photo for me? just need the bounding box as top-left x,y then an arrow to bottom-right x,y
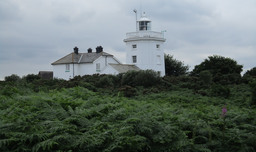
124,12 -> 166,76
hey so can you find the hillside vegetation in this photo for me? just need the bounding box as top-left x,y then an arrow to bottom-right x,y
1,69 -> 256,152
1,55 -> 256,151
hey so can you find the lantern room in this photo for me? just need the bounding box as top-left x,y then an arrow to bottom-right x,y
137,12 -> 151,31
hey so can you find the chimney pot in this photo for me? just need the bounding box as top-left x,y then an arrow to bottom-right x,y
87,48 -> 92,53
73,47 -> 79,54
96,46 -> 103,53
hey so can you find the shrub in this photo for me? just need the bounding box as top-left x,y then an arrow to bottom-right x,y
249,80 -> 256,105
244,67 -> 256,77
199,70 -> 212,86
191,55 -> 243,84
96,75 -> 114,88
118,85 -> 137,97
24,74 -> 40,83
164,54 -> 189,76
122,70 -> 162,87
1,85 -> 19,96
210,84 -> 230,98
4,74 -> 20,82
243,67 -> 256,83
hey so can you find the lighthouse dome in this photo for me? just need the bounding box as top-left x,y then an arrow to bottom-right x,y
138,12 -> 151,21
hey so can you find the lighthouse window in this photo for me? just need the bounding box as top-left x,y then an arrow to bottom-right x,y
156,44 -> 160,49
132,44 -> 137,49
139,21 -> 151,31
132,56 -> 137,63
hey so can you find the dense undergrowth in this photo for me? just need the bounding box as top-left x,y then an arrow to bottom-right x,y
0,72 -> 256,152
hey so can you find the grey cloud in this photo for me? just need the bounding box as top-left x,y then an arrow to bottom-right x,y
0,0 -> 255,80
0,1 -> 22,22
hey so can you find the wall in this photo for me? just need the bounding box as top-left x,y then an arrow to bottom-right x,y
53,64 -> 75,80
125,40 -> 165,76
53,55 -> 120,80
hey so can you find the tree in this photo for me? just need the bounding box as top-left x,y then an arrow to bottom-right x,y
24,74 -> 40,83
164,54 -> 189,76
4,74 -> 21,82
244,67 -> 256,76
199,70 -> 212,86
191,55 -> 243,84
250,80 -> 256,105
243,67 -> 256,83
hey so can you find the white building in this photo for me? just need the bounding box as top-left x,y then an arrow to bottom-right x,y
52,12 -> 166,79
51,46 -> 139,80
124,12 -> 166,76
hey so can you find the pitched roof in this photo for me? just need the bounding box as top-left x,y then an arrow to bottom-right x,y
52,52 -> 113,65
109,63 -> 140,73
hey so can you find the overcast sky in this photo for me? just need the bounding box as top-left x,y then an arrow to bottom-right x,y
1,0 -> 256,80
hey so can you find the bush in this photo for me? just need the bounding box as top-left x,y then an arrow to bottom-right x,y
24,74 -> 40,83
210,84 -> 230,98
118,85 -> 137,97
199,70 -> 212,86
249,80 -> 256,105
244,67 -> 256,77
191,55 -> 243,84
4,74 -> 20,82
165,54 -> 189,76
243,67 -> 256,83
121,70 -> 162,88
96,75 -> 114,88
1,85 -> 20,96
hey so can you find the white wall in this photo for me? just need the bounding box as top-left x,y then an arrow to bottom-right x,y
53,64 -> 74,80
125,40 -> 165,76
52,55 -> 120,80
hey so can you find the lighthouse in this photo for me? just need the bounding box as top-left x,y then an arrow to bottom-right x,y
124,12 -> 166,76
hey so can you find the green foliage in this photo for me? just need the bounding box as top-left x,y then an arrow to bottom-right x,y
199,70 -> 212,86
4,74 -> 21,82
164,54 -> 189,76
23,74 -> 40,83
243,67 -> 256,83
118,85 -> 137,97
250,80 -> 256,105
244,67 -> 256,77
121,70 -> 162,87
0,73 -> 255,151
210,84 -> 230,98
0,85 -> 20,97
96,75 -> 114,88
192,55 -> 243,84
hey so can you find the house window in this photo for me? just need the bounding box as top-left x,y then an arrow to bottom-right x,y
156,44 -> 160,49
65,64 -> 70,72
132,44 -> 137,49
132,56 -> 137,63
96,63 -> 100,72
